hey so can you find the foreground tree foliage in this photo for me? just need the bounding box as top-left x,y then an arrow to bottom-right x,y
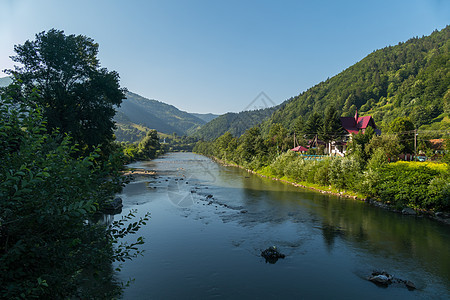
0,30 -> 148,298
0,99 -> 149,298
3,29 -> 126,154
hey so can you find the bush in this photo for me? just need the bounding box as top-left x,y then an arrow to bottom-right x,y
314,159 -> 331,186
0,100 -> 147,298
374,163 -> 445,210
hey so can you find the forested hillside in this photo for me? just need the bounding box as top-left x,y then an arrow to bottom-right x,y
113,111 -> 151,143
116,91 -> 206,136
193,106 -> 278,140
265,26 -> 449,134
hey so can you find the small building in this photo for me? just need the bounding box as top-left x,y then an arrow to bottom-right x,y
340,111 -> 381,135
333,111 -> 380,156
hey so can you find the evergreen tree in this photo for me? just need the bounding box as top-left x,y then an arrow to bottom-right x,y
304,112 -> 323,139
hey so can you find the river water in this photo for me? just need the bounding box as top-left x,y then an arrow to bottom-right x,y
114,152 -> 450,299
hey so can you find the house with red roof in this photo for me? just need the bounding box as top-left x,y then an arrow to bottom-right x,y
328,111 -> 380,156
340,111 -> 380,135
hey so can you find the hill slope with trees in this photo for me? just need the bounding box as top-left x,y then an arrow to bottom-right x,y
264,26 -> 449,134
193,106 -> 279,141
116,91 -> 206,136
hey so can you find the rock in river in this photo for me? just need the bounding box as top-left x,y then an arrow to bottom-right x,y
101,196 -> 123,214
261,246 -> 285,264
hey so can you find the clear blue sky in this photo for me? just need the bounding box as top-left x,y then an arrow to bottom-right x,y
1,0 -> 448,114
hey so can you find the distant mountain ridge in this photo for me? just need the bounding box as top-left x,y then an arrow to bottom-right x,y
190,113 -> 219,123
115,91 -> 206,137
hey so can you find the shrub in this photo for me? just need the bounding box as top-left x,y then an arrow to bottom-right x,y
0,100 -> 147,298
314,159 -> 331,186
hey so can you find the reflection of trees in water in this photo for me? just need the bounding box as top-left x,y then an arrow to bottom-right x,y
80,213 -> 124,297
90,213 -> 116,227
238,173 -> 450,281
311,195 -> 450,280
78,262 -> 123,298
320,223 -> 345,252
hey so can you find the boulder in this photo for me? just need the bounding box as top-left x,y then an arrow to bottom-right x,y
369,275 -> 391,286
261,246 -> 285,264
368,271 -> 392,286
368,271 -> 416,291
102,196 -> 123,214
405,280 -> 416,290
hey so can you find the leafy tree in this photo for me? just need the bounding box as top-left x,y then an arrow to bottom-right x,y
2,29 -> 126,153
366,134 -> 404,161
346,126 -> 376,164
236,127 -> 266,167
293,116 -> 305,137
214,131 -> 233,160
265,123 -> 290,155
138,129 -> 160,159
388,117 -> 415,153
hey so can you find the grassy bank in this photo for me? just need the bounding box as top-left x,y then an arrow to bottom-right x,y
206,151 -> 449,215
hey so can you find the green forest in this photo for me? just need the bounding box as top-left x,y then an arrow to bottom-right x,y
192,26 -> 449,141
193,106 -> 278,141
265,26 -> 449,135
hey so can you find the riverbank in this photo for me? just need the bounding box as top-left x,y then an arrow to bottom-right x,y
207,155 -> 450,225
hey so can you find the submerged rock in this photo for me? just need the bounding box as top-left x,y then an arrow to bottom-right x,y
405,280 -> 416,290
369,273 -> 392,286
261,246 -> 285,264
368,271 -> 416,291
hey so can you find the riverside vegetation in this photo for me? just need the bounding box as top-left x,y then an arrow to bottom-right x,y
0,30 -> 149,298
194,123 -> 449,214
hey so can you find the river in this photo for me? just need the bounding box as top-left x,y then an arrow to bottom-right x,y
114,152 -> 450,299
